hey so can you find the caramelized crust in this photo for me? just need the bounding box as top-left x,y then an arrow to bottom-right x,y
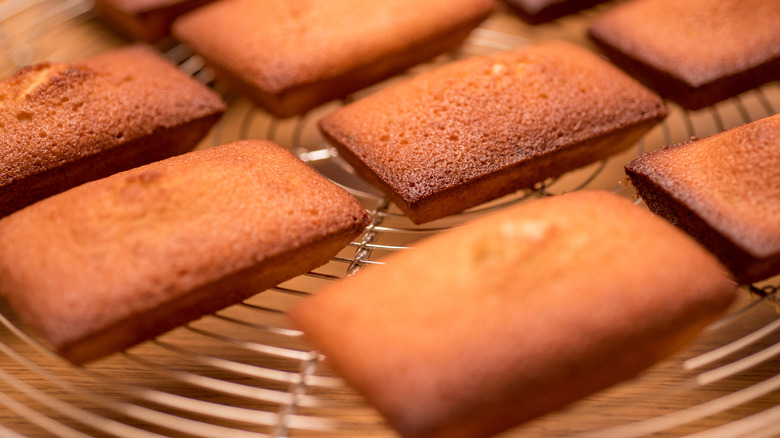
172,0 -> 495,117
94,0 -> 215,41
503,0 -> 609,24
290,190 -> 736,438
589,0 -> 780,109
0,44 -> 225,217
626,114 -> 780,284
0,140 -> 370,364
320,40 -> 667,223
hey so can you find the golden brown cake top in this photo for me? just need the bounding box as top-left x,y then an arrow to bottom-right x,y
290,190 -> 736,438
0,44 -> 225,188
626,114 -> 780,258
172,0 -> 496,94
589,0 -> 780,87
320,40 -> 666,206
0,140 -> 370,352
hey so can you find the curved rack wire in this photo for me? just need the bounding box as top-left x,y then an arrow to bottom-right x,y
0,1 -> 778,437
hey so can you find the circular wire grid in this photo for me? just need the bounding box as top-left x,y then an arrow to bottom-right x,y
0,1 -> 778,437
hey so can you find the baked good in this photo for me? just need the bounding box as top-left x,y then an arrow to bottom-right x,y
0,44 -> 225,218
625,114 -> 780,284
0,140 -> 371,364
502,0 -> 608,24
289,190 -> 737,438
588,0 -> 780,110
94,0 -> 215,41
319,40 -> 668,224
172,0 -> 496,117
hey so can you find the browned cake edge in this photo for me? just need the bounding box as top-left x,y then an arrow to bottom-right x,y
185,15 -> 490,118
588,29 -> 780,110
0,112 -> 222,218
324,115 -> 664,224
503,0 -> 609,24
94,0 -> 215,41
62,225 -> 364,364
624,160 -> 777,284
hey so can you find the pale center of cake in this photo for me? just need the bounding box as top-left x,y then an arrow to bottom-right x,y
470,219 -> 554,267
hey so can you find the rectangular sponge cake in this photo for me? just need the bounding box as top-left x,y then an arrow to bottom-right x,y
319,40 -> 667,224
588,0 -> 780,110
0,140 -> 370,364
0,44 -> 225,218
625,114 -> 780,284
289,190 -> 736,438
172,0 -> 496,117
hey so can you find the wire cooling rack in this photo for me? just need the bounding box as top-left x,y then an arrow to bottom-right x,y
0,1 -> 778,437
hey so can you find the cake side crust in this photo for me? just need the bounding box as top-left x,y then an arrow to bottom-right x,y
625,115 -> 780,284
319,40 -> 667,223
60,224 -> 363,364
589,30 -> 780,110
0,140 -> 369,364
0,44 -> 226,216
171,0 -> 495,117
94,0 -> 216,41
625,162 -> 761,283
587,0 -> 780,109
504,0 -> 609,24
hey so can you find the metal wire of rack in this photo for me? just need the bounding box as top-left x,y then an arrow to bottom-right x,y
0,1 -> 778,437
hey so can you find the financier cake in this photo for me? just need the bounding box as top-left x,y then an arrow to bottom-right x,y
172,0 -> 496,117
319,40 -> 667,224
289,190 -> 737,438
625,114 -> 780,284
94,0 -> 215,41
0,44 -> 225,218
0,140 -> 370,364
588,0 -> 780,110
